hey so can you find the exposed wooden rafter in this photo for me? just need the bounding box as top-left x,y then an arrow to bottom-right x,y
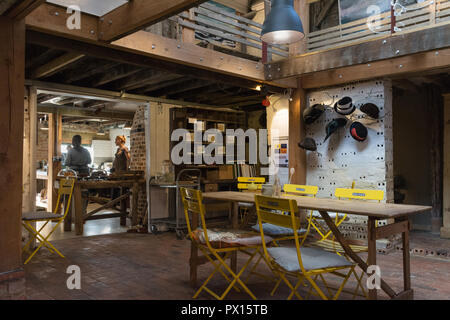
98,0 -> 210,41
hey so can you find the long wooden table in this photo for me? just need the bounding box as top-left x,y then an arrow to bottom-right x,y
69,179 -> 144,235
198,191 -> 431,300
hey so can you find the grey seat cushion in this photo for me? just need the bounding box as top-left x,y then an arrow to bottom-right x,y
267,246 -> 354,272
312,212 -> 348,220
22,212 -> 63,221
252,223 -> 307,237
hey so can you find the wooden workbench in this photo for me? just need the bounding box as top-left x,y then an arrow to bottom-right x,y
68,179 -> 145,235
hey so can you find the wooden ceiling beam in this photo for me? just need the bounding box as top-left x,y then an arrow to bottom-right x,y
30,52 -> 84,79
6,0 -> 45,20
267,24 -> 450,80
63,61 -> 119,84
90,65 -> 143,87
136,77 -> 189,95
26,3 -> 99,41
300,47 -> 450,89
98,0 -> 210,41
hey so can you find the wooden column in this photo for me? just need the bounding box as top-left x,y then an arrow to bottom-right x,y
290,0 -> 309,56
181,9 -> 195,43
0,16 -> 25,274
441,94 -> 450,238
47,113 -> 56,212
289,78 -> 307,184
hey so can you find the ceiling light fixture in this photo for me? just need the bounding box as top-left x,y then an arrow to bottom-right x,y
261,0 -> 305,45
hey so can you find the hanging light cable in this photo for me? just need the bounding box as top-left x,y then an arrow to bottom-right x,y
261,0 -> 305,45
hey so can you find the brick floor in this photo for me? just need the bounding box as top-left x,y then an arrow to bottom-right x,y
23,232 -> 450,300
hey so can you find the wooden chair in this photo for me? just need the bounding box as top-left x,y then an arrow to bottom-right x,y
180,187 -> 271,300
22,178 -> 75,264
308,187 -> 384,299
255,195 -> 356,300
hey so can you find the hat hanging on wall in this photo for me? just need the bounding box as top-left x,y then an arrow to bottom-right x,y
334,97 -> 356,116
303,104 -> 325,124
360,103 -> 380,119
324,118 -> 347,142
350,122 -> 368,142
298,137 -> 317,152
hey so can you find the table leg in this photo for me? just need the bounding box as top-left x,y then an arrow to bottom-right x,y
131,183 -> 139,226
74,184 -> 83,236
190,211 -> 199,287
230,202 -> 238,273
120,187 -> 127,226
396,217 -> 413,299
319,210 -> 396,300
63,195 -> 71,232
367,216 -> 377,300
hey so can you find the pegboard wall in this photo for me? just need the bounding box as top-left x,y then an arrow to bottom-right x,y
305,80 -> 394,230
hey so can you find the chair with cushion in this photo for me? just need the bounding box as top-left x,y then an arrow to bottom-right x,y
308,187 -> 384,299
22,178 -> 75,264
181,187 -> 272,300
255,195 -> 356,300
244,184 -> 316,287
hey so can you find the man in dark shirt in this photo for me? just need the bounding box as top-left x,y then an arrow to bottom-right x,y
65,135 -> 91,175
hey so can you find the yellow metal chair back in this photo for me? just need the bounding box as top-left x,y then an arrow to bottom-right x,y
255,196 -> 305,270
54,178 -> 76,217
283,184 -> 318,197
237,177 -> 265,191
335,188 -> 384,201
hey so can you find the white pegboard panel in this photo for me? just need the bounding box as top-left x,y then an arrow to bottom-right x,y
305,80 -> 393,226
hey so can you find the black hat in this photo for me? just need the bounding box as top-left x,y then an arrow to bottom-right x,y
334,97 -> 356,116
298,138 -> 317,152
324,118 -> 347,142
350,122 -> 368,142
360,103 -> 380,119
303,104 -> 325,125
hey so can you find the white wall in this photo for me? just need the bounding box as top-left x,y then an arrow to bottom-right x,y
266,94 -> 290,185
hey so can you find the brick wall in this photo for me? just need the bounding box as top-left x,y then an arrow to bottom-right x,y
130,106 -> 148,225
36,123 -> 48,162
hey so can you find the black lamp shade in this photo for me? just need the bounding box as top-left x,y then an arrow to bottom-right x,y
261,0 -> 305,45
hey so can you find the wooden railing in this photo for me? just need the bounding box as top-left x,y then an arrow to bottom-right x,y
173,2 -> 289,59
307,0 -> 450,52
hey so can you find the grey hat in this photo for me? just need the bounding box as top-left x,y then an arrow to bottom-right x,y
324,118 -> 348,142
298,138 -> 317,152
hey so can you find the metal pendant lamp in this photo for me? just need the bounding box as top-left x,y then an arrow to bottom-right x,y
261,0 -> 305,45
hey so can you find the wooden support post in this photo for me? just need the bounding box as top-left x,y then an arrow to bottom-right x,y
47,113 -> 57,212
289,79 -> 307,184
181,9 -> 196,44
290,0 -> 309,56
0,17 -> 25,277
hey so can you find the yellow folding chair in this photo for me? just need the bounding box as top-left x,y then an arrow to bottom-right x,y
181,187 -> 270,300
22,178 -> 75,264
309,187 -> 384,299
245,184 -> 317,287
255,195 -> 356,300
237,177 -> 265,226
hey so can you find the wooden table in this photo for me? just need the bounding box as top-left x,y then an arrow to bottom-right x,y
199,191 -> 431,300
69,179 -> 144,235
